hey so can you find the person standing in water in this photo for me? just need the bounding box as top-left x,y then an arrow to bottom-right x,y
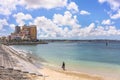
106,42 -> 108,46
62,62 -> 65,70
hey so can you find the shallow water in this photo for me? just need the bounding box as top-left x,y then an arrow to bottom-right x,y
12,42 -> 120,75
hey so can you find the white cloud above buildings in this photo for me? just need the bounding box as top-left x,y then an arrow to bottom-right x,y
33,11 -> 81,38
80,10 -> 91,15
34,16 -> 63,38
13,12 -> 33,26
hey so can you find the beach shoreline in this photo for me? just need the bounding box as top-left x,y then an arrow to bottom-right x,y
41,64 -> 104,80
2,44 -> 120,80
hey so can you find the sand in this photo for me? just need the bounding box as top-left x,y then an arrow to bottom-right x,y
36,66 -> 103,80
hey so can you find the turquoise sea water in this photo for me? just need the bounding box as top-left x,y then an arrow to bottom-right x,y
12,42 -> 120,74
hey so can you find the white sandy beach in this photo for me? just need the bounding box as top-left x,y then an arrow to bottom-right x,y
40,66 -> 104,80
40,65 -> 120,80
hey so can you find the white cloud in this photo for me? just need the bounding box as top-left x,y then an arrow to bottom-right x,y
98,0 -> 120,10
80,10 -> 91,15
0,0 -> 18,15
32,11 -> 81,38
33,16 -> 64,38
110,10 -> 120,19
13,12 -> 33,26
98,0 -> 120,20
0,19 -> 8,30
98,0 -> 106,3
0,0 -> 68,15
19,0 -> 68,9
78,23 -> 95,37
0,8 -> 11,15
67,2 -> 79,13
78,23 -> 120,39
32,11 -> 120,39
101,19 -> 113,25
10,24 -> 15,30
53,11 -> 81,37
53,11 -> 80,27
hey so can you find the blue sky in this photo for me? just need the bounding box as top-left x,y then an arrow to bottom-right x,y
0,0 -> 120,39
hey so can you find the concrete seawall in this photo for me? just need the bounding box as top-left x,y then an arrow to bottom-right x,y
0,44 -> 43,80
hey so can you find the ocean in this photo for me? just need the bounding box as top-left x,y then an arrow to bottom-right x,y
11,42 -> 120,76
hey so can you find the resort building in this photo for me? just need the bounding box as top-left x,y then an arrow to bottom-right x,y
29,25 -> 37,40
8,25 -> 37,41
15,26 -> 20,34
10,33 -> 21,40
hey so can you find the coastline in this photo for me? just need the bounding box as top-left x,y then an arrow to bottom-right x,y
2,41 -> 48,45
2,44 -> 120,80
1,44 -> 104,80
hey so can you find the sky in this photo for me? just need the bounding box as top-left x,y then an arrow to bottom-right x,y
0,0 -> 120,40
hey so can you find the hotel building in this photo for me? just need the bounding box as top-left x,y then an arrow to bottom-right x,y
9,25 -> 37,41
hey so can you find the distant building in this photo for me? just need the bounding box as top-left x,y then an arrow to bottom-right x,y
9,25 -> 37,41
29,25 -> 37,40
7,35 -> 11,41
0,36 -> 7,42
20,25 -> 37,40
10,33 -> 21,40
20,25 -> 30,40
15,26 -> 20,34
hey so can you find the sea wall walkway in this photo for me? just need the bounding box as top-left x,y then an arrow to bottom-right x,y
0,45 -> 43,80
